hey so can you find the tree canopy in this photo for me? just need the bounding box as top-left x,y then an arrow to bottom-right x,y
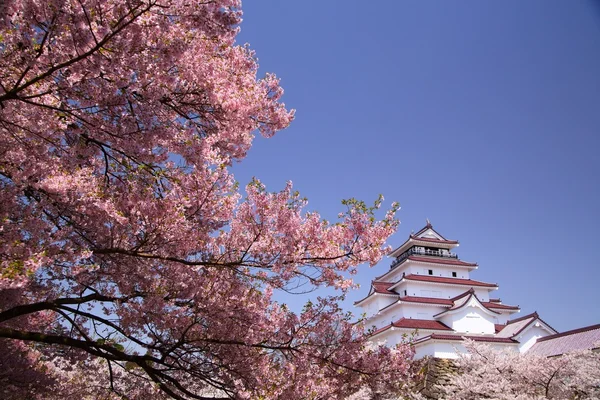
0,1 -> 412,398
441,340 -> 600,400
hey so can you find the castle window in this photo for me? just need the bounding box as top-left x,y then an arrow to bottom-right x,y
452,272 -> 457,277
428,269 -> 433,275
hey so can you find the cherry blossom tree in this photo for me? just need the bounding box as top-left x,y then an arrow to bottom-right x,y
441,340 -> 600,400
0,0 -> 414,398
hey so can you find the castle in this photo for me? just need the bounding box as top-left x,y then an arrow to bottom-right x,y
356,221 -> 558,358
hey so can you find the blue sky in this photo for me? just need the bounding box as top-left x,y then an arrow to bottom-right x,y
232,1 -> 600,333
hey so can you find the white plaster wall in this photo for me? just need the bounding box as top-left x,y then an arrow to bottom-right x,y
382,265 -> 409,283
515,325 -> 551,353
473,289 -> 490,302
400,282 -> 494,302
376,296 -> 397,311
398,304 -> 446,319
381,259 -> 475,284
417,267 -> 470,280
440,304 -> 496,334
371,328 -> 421,348
358,295 -> 398,319
433,342 -> 464,359
366,303 -> 447,329
369,330 -> 391,348
414,342 -> 462,359
357,298 -> 377,318
368,313 -> 397,330
493,312 -> 511,325
414,341 -> 519,359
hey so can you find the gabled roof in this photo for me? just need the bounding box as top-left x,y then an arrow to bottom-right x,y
388,221 -> 460,258
397,274 -> 497,288
413,221 -> 447,240
449,288 -> 475,301
528,324 -> 600,357
354,281 -> 398,305
434,289 -> 500,318
496,312 -> 558,338
372,281 -> 396,294
370,318 -> 453,337
452,291 -> 519,312
408,235 -> 459,245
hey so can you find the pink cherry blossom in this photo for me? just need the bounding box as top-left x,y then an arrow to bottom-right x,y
0,1 -> 412,398
441,339 -> 600,400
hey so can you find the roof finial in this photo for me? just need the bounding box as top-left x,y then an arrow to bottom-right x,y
426,218 -> 431,227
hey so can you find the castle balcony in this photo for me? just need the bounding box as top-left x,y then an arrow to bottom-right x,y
390,247 -> 458,270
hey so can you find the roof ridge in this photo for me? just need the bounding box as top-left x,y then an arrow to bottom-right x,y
483,301 -> 520,310
372,280 -> 396,285
393,317 -> 453,330
535,323 -> 600,342
506,311 -> 538,325
403,274 -> 497,287
407,255 -> 478,267
399,295 -> 453,305
449,288 -> 475,301
419,333 -> 518,344
407,235 -> 459,244
504,312 -> 558,338
391,318 -> 453,331
433,292 -> 500,318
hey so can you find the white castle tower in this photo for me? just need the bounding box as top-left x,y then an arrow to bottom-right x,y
356,221 -> 557,358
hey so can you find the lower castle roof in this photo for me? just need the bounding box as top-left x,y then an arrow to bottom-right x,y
400,274 -> 498,288
414,333 -> 519,345
370,318 -> 453,337
528,324 -> 600,357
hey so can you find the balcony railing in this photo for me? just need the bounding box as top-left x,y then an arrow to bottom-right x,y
390,247 -> 458,270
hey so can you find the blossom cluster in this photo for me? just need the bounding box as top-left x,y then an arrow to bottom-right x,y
0,1 -> 411,398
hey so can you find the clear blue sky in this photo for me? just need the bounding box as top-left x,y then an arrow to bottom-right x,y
232,0 -> 600,333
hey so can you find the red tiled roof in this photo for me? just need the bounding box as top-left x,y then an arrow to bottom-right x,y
392,318 -> 453,331
369,324 -> 393,337
538,323 -> 600,342
407,255 -> 477,267
529,324 -> 600,357
497,315 -> 537,338
483,302 -> 519,310
413,222 -> 446,239
408,235 -> 459,245
450,288 -> 474,301
507,311 -> 540,325
370,318 -> 453,337
353,281 -> 398,305
428,334 -> 518,343
402,274 -> 497,288
509,312 -> 558,334
414,333 -> 518,344
489,298 -> 501,303
495,324 -> 507,333
497,312 -> 558,339
399,296 -> 453,306
377,299 -> 401,313
372,281 -> 396,294
434,290 -> 500,318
